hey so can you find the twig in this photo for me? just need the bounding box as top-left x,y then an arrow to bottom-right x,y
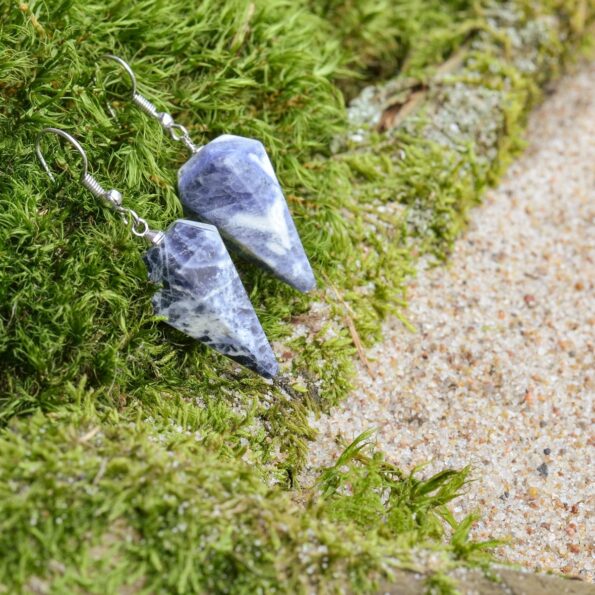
325,279 -> 375,378
378,45 -> 469,132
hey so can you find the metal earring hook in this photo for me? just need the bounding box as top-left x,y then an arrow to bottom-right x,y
102,54 -> 139,99
100,54 -> 139,119
36,127 -> 89,184
36,127 -> 122,205
100,54 -> 201,155
35,127 -> 164,245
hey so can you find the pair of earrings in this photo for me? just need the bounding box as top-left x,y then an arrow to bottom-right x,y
35,56 -> 316,379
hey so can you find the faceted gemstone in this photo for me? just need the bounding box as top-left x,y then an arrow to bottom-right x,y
143,219 -> 279,378
177,135 -> 316,293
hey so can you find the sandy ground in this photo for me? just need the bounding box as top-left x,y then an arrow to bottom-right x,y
306,62 -> 595,580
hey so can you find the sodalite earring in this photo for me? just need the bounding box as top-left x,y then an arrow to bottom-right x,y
35,128 -> 278,379
102,55 -> 316,293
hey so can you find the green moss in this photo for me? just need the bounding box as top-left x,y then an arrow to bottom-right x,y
309,0 -> 476,96
0,407 -> 492,593
0,0 -> 592,591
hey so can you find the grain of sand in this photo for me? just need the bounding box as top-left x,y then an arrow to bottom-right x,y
306,63 -> 595,580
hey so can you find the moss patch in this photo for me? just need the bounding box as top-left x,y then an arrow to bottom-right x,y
0,405 -> 495,593
0,0 -> 592,591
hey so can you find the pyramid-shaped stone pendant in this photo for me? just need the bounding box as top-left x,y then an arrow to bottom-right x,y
144,219 -> 279,378
177,135 -> 316,293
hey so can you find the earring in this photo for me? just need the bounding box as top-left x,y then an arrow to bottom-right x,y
35,128 -> 279,379
101,55 -> 316,294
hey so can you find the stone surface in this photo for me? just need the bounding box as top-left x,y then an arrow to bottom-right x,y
377,567 -> 595,595
177,134 -> 316,293
144,219 -> 278,378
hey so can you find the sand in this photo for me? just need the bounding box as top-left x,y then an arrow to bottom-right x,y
306,62 -> 595,580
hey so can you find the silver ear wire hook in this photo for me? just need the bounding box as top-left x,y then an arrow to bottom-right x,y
36,127 -> 88,183
35,127 -> 164,245
36,127 -> 122,207
101,54 -> 201,155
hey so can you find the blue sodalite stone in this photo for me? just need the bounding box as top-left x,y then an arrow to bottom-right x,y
177,135 -> 316,293
143,219 -> 279,378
